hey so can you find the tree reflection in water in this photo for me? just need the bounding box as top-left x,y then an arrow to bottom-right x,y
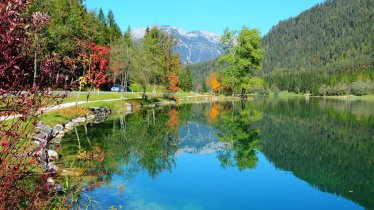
61,98 -> 374,209
61,102 -> 263,184
210,102 -> 263,171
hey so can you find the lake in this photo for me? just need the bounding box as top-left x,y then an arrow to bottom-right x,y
61,96 -> 374,210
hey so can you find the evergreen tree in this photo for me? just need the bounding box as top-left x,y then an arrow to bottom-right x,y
107,9 -> 122,43
179,65 -> 193,91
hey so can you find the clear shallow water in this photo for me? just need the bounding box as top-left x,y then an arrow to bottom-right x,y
61,97 -> 374,210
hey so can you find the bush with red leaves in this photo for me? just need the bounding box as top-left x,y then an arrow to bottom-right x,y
0,0 -> 68,208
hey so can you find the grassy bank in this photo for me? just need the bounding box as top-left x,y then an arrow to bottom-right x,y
40,92 -> 239,126
61,92 -> 141,103
42,91 -> 374,127
40,100 -> 129,126
268,91 -> 304,97
267,91 -> 374,102
61,91 -> 200,103
312,94 -> 374,102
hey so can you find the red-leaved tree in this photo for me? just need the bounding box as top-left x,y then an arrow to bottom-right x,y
0,1 -> 68,208
77,42 -> 112,93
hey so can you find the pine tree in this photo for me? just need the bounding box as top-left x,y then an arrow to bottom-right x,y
179,65 -> 193,91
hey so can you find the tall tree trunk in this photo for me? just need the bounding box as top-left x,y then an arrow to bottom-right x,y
153,82 -> 156,97
33,34 -> 38,88
121,72 -> 128,100
152,109 -> 155,126
75,86 -> 81,108
120,75 -> 124,100
142,83 -> 146,99
241,99 -> 245,110
85,54 -> 92,107
241,87 -> 246,99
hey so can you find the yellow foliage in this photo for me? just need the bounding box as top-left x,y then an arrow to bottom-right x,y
207,104 -> 220,123
78,76 -> 87,89
207,73 -> 221,93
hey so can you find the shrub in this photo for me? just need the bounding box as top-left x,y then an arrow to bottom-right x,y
333,83 -> 349,95
129,82 -> 143,92
351,81 -> 374,96
319,85 -> 328,96
271,85 -> 280,95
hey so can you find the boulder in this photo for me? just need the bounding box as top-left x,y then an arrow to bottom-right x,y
47,162 -> 58,172
72,117 -> 86,123
52,124 -> 64,136
86,114 -> 95,120
53,124 -> 64,132
36,122 -> 52,134
47,177 -> 55,185
33,131 -> 49,140
91,107 -> 111,115
48,150 -> 59,161
64,121 -> 76,129
32,137 -> 47,148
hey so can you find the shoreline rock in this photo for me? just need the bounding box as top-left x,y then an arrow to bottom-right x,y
33,107 -> 112,192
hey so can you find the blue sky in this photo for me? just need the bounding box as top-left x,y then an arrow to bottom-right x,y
84,0 -> 325,35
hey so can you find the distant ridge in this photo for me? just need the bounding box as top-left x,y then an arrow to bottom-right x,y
132,26 -> 223,64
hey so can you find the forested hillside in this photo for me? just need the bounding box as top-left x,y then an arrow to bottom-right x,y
261,0 -> 374,95
27,0 -> 122,90
29,0 -> 122,57
26,0 -> 184,96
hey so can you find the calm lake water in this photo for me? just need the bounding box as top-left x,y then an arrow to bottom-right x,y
61,96 -> 374,210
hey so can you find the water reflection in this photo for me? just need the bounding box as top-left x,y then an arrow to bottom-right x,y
60,97 -> 373,209
214,102 -> 263,171
251,96 -> 374,209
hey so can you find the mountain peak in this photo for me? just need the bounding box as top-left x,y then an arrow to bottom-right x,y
132,26 -> 223,64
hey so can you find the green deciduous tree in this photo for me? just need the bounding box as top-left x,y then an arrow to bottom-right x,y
219,27 -> 264,97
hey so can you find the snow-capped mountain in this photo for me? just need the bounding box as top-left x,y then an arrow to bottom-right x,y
132,26 -> 223,64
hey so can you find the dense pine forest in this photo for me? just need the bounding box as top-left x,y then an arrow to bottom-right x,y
260,0 -> 374,95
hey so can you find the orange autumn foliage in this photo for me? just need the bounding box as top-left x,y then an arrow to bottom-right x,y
167,73 -> 179,92
207,73 -> 221,93
207,104 -> 220,123
167,108 -> 178,128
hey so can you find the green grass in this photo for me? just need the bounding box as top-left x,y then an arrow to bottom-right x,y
61,91 -> 199,103
316,94 -> 374,102
267,91 -> 304,97
271,92 -> 374,101
40,112 -> 80,127
62,92 -> 142,103
39,108 -> 91,127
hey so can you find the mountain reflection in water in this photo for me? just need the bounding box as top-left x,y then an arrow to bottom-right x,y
61,97 -> 373,210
